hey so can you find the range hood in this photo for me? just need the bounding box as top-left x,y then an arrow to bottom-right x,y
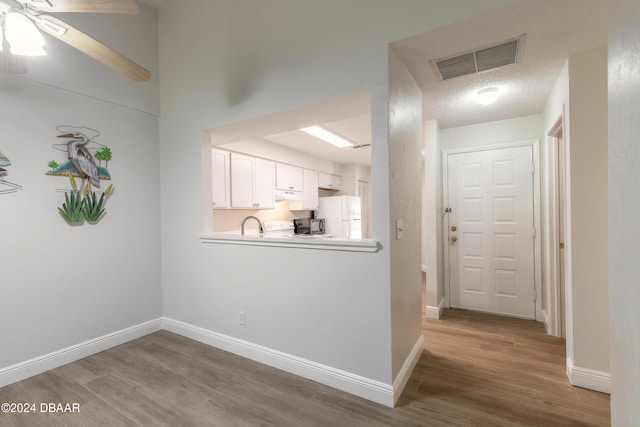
275,190 -> 303,201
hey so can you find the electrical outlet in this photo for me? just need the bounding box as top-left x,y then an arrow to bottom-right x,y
238,311 -> 246,326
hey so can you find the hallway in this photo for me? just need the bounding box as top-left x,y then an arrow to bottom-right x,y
404,307 -> 610,425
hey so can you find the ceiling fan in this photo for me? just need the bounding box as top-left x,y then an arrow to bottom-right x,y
0,0 -> 150,81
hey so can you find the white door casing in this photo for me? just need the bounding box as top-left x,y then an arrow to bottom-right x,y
444,143 -> 539,319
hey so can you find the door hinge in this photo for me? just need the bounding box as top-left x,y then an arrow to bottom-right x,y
533,227 -> 537,237
533,290 -> 538,302
532,162 -> 535,174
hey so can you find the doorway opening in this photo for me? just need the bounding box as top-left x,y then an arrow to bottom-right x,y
547,117 -> 567,338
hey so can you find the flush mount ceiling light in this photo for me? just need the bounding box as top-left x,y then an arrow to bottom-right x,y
477,87 -> 500,105
300,125 -> 355,148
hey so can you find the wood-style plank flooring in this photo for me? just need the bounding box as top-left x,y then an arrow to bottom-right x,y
0,308 -> 610,426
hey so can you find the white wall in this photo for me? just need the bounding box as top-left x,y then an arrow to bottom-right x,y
541,48 -> 610,390
388,46 -> 423,380
440,115 -> 543,152
157,0 -> 518,404
567,48 -> 609,376
0,6 -> 161,372
541,60 -> 569,337
609,0 -> 640,422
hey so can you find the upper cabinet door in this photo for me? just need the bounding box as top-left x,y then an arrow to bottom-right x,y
276,163 -> 303,191
230,153 -> 255,208
253,158 -> 276,209
212,149 -> 230,209
318,172 -> 341,190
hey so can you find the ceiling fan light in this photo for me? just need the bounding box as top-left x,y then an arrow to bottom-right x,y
9,41 -> 47,56
5,12 -> 47,57
300,125 -> 355,148
477,87 -> 500,105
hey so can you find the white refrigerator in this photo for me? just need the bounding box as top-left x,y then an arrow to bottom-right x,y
317,195 -> 362,239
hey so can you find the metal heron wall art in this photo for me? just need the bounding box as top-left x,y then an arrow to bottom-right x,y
0,149 -> 22,194
47,126 -> 114,225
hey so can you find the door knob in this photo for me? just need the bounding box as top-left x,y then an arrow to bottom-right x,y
450,236 -> 457,242
451,226 -> 457,231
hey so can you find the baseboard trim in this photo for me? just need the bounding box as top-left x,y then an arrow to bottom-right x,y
542,309 -> 550,335
425,298 -> 445,319
392,334 -> 424,406
566,357 -> 610,394
0,318 -> 163,388
162,317 -> 396,407
1,318 -> 424,408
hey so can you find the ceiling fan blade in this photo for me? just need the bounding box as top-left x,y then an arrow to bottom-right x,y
35,15 -> 150,82
29,0 -> 139,14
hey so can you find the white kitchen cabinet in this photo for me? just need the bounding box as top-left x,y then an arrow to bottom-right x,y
318,172 -> 342,190
303,169 -> 319,210
211,149 -> 230,209
253,158 -> 276,208
276,163 -> 303,191
231,153 -> 275,209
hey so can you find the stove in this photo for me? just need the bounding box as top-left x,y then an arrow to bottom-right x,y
263,220 -> 294,237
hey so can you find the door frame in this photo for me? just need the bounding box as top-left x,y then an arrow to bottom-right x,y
544,116 -> 566,338
442,139 -> 543,322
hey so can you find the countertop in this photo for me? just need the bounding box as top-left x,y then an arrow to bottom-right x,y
200,232 -> 380,252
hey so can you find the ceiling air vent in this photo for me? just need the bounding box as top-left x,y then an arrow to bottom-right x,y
434,35 -> 525,80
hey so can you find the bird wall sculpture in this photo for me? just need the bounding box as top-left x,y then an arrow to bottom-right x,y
47,125 -> 114,224
0,149 -> 22,194
47,125 -> 111,190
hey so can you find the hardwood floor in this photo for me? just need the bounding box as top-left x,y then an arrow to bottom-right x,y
0,312 -> 610,426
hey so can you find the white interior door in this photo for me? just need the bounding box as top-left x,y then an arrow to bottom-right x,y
447,145 -> 536,319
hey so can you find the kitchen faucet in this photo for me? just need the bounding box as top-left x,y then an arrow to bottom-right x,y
241,215 -> 264,237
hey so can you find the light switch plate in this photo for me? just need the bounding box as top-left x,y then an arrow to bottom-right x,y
396,220 -> 403,240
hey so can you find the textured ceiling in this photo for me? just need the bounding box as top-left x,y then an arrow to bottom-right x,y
393,0 -> 607,128
211,0 -> 607,166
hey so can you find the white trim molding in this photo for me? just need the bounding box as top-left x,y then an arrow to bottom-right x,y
0,319 -> 163,388
566,357 -> 610,394
1,318 -> 424,408
163,317 -> 404,408
201,234 -> 380,253
425,298 -> 445,320
392,335 -> 424,406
